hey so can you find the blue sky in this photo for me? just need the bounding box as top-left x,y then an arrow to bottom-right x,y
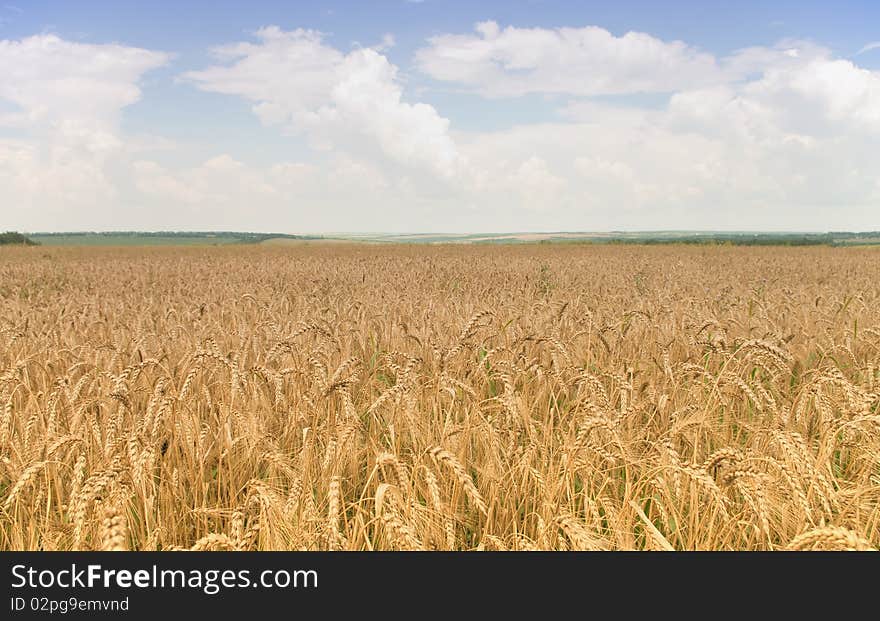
6,1 -> 880,56
2,1 -> 880,232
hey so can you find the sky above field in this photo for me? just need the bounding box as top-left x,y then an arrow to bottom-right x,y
2,0 -> 880,233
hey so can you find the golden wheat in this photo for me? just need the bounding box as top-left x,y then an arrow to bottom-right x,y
1,243 -> 879,550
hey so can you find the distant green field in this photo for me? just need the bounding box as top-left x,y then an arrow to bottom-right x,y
16,230 -> 880,247
331,231 -> 880,246
30,234 -> 241,246
28,232 -> 323,246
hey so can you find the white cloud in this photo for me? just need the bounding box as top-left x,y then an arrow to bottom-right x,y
453,112 -> 876,231
0,34 -> 168,229
3,26 -> 880,233
0,34 -> 169,125
416,23 -> 880,133
134,153 -> 397,206
415,33 -> 879,229
444,44 -> 880,229
765,57 -> 880,131
857,42 -> 880,55
128,153 -> 445,232
375,33 -> 395,52
183,27 -> 462,179
415,21 -> 721,97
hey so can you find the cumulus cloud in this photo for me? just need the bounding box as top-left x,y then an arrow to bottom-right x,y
0,34 -> 169,125
138,155 -> 385,217
415,21 -> 722,97
758,57 -> 880,131
419,33 -> 880,230
456,111 -> 876,231
3,25 -> 880,233
0,34 -> 169,228
129,153 -> 442,231
183,27 -> 462,179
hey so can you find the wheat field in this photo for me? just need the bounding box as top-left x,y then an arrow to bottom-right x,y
1,243 -> 879,551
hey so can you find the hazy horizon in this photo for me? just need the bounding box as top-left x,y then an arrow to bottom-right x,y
19,228 -> 880,236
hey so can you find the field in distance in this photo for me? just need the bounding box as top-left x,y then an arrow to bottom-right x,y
1,243 -> 879,550
26,231 -> 323,246
22,230 -> 880,246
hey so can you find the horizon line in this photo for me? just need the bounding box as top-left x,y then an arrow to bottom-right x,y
19,229 -> 880,236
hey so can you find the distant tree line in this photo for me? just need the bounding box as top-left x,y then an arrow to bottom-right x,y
31,231 -> 324,243
0,232 -> 37,245
603,233 -> 880,247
